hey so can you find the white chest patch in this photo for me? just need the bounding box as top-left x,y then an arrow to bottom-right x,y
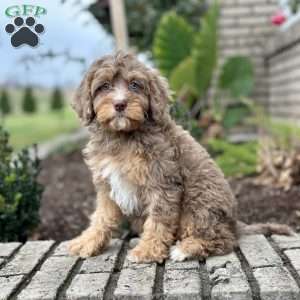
99,159 -> 139,215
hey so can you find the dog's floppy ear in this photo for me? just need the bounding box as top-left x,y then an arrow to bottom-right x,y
148,70 -> 172,124
72,70 -> 95,126
72,63 -> 101,126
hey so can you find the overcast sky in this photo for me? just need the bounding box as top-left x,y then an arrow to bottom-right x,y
0,0 -> 114,88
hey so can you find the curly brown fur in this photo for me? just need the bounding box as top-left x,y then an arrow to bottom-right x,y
68,51 -> 293,263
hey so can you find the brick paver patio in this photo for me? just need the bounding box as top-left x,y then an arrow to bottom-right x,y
1,234 -> 300,299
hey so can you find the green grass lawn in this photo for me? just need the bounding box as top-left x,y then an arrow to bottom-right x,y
2,108 -> 80,150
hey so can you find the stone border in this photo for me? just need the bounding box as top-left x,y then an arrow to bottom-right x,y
1,234 -> 300,299
27,128 -> 88,160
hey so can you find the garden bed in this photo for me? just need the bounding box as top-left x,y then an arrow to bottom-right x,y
32,150 -> 300,241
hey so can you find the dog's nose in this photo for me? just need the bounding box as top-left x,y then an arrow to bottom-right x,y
114,102 -> 127,112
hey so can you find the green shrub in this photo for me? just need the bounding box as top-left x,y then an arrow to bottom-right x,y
50,87 -> 64,111
0,127 -> 43,242
207,139 -> 257,177
22,86 -> 37,113
0,89 -> 11,116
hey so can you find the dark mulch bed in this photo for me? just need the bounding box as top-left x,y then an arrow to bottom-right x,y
232,179 -> 300,232
32,150 -> 300,241
33,151 -> 95,241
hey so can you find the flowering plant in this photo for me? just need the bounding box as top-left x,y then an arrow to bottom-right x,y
271,0 -> 300,26
271,10 -> 287,25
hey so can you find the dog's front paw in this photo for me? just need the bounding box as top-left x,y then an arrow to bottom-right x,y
68,231 -> 108,258
128,242 -> 168,263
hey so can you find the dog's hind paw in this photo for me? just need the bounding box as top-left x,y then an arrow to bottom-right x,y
170,245 -> 190,262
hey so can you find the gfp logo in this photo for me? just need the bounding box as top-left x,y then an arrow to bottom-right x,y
5,5 -> 46,48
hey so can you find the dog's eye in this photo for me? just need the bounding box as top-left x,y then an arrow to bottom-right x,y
95,82 -> 111,96
129,81 -> 141,92
100,82 -> 111,91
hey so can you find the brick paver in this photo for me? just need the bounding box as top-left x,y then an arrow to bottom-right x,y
272,234 -> 300,250
79,239 -> 123,274
17,256 -> 78,300
114,257 -> 157,299
0,275 -> 25,300
239,234 -> 282,268
207,252 -> 252,300
0,235 -> 300,299
254,266 -> 300,300
0,243 -> 21,257
164,268 -> 201,299
285,249 -> 300,273
0,241 -> 54,276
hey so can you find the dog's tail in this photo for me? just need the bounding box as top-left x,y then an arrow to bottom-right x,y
237,221 -> 295,236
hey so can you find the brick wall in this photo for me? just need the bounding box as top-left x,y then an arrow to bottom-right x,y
219,0 -> 278,105
265,21 -> 300,121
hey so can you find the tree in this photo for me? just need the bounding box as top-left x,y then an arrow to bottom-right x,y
22,87 -> 37,113
88,0 -> 207,51
0,89 -> 11,116
50,87 -> 64,111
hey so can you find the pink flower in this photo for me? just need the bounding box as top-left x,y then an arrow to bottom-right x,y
271,11 -> 287,26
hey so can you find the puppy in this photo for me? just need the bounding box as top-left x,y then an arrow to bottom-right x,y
68,51 -> 292,263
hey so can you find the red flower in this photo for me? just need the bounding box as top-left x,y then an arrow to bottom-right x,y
271,11 -> 287,26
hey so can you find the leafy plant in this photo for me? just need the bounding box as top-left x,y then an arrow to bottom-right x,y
0,127 -> 43,242
169,57 -> 198,97
154,1 -> 219,99
222,103 -> 251,130
22,86 -> 37,114
207,139 -> 257,177
219,56 -> 254,99
192,2 -> 218,97
153,12 -> 194,77
50,87 -> 65,111
153,2 -> 255,134
0,89 -> 12,117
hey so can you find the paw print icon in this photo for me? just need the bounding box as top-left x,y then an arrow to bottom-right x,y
5,17 -> 45,48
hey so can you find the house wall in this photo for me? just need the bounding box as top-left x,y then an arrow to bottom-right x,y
219,0 -> 278,106
265,21 -> 300,121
